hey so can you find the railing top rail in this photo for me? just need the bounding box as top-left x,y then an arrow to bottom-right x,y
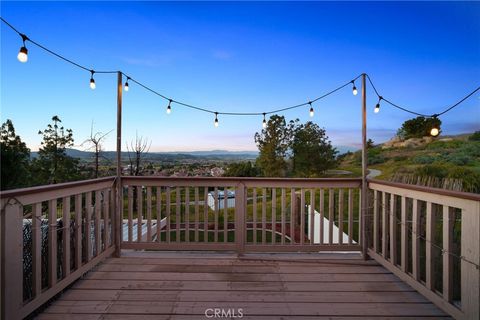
0,176 -> 116,199
122,176 -> 362,188
368,178 -> 480,202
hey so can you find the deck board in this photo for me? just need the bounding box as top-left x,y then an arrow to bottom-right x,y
37,251 -> 450,319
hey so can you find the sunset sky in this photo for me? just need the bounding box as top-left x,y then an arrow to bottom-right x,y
1,1 -> 479,152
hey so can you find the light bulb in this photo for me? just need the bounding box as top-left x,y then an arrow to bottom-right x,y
166,100 -> 172,114
262,119 -> 267,128
430,127 -> 439,137
124,81 -> 129,91
17,46 -> 28,63
309,107 -> 314,117
90,78 -> 96,90
214,113 -> 219,127
374,104 -> 380,113
352,86 -> 358,96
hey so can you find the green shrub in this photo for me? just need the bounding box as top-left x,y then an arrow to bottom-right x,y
412,155 -> 436,164
443,153 -> 473,166
447,167 -> 480,193
468,131 -> 480,141
415,164 -> 450,179
393,155 -> 408,162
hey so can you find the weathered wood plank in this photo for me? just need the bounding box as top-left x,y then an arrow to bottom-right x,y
63,196 -> 71,277
33,202 -> 43,297
49,198 -> 58,287
43,300 -> 446,316
127,186 -> 133,242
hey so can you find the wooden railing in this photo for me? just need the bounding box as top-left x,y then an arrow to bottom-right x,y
2,176 -> 478,319
0,177 -> 116,320
121,177 -> 363,252
368,179 -> 480,320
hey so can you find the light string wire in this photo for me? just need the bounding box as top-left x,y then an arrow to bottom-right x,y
2,17 -> 478,120
366,74 -> 480,118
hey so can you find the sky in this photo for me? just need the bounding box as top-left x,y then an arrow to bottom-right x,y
1,1 -> 479,152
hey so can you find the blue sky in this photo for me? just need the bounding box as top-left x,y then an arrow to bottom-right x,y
1,1 -> 479,152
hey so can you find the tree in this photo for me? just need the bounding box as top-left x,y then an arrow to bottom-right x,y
0,119 -> 31,190
254,115 -> 294,177
223,161 -> 259,177
397,116 -> 442,139
32,116 -> 82,184
126,133 -> 151,176
81,122 -> 112,178
291,122 -> 337,177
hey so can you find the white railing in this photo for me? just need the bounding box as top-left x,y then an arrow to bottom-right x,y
0,177 -> 116,320
368,179 -> 480,320
121,177 -> 363,252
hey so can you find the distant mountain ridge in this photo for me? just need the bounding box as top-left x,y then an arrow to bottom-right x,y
30,146 -> 357,160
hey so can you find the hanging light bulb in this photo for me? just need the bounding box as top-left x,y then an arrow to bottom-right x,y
17,46 -> 28,63
430,116 -> 440,137
374,96 -> 382,113
166,99 -> 172,114
89,70 -> 96,90
308,102 -> 314,117
262,113 -> 267,128
352,81 -> 358,96
17,34 -> 29,63
214,112 -> 219,127
124,77 -> 130,91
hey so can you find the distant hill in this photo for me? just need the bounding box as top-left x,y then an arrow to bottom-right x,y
31,149 -> 259,162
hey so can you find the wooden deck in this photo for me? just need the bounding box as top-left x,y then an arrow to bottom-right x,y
36,251 -> 450,319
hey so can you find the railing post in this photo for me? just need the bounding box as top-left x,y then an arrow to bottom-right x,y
461,201 -> 479,319
1,199 -> 23,320
361,73 -> 368,259
115,71 -> 123,258
235,182 -> 246,255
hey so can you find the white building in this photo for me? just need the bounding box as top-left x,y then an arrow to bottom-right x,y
208,190 -> 235,210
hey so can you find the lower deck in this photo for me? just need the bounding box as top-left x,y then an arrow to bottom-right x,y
36,251 -> 450,319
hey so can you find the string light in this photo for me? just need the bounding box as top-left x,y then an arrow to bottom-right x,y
17,34 -> 29,63
374,96 -> 382,113
262,113 -> 267,128
1,17 -> 478,131
166,99 -> 172,114
214,112 -> 219,127
89,70 -> 96,90
430,115 -> 440,136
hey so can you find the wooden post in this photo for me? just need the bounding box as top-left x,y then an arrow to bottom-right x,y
115,71 -> 123,257
235,183 -> 246,255
461,200 -> 480,319
361,73 -> 368,259
1,200 -> 23,320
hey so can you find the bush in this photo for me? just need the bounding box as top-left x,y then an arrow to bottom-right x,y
412,155 -> 436,164
393,155 -> 408,162
468,131 -> 480,141
447,167 -> 480,193
443,153 -> 473,166
415,164 -> 450,179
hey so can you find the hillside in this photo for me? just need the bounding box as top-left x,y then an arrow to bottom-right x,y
338,132 -> 480,193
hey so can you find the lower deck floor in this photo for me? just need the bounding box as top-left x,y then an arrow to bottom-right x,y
36,251 -> 450,319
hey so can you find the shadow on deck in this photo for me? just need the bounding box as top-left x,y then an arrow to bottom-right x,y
36,251 -> 450,319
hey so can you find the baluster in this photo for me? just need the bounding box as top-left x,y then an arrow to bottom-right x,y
62,196 -> 71,277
